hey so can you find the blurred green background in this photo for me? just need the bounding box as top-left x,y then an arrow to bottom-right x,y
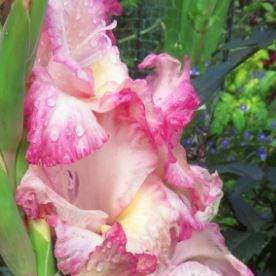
116,0 -> 276,275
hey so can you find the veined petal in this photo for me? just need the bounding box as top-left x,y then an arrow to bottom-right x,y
47,55 -> 94,98
42,91 -> 157,220
25,74 -> 108,166
165,145 -> 223,223
158,223 -> 253,276
166,261 -> 220,276
46,0 -> 118,67
90,46 -> 128,96
16,166 -> 108,231
79,223 -> 157,276
117,174 -> 197,262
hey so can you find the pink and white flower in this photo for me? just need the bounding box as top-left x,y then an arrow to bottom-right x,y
16,0 -> 254,275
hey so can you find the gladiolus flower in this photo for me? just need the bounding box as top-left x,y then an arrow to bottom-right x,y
17,0 -> 254,275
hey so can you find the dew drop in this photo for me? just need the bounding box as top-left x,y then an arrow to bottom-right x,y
46,97 -> 56,107
95,261 -> 104,272
75,125 -> 85,137
112,254 -> 120,263
56,38 -> 62,46
76,13 -> 81,20
76,69 -> 89,81
106,241 -> 112,249
50,130 -> 59,142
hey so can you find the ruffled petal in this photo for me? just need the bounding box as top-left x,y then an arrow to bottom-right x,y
165,145 -> 223,223
138,54 -> 199,147
25,73 -> 108,166
79,223 -> 157,276
117,173 -> 197,262
103,0 -> 122,16
158,223 -> 253,276
16,166 -> 108,231
54,220 -> 103,275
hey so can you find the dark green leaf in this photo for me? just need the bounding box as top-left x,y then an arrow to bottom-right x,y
228,192 -> 265,231
192,28 -> 276,104
223,229 -> 268,262
209,162 -> 263,180
233,176 -> 261,194
0,0 -> 29,152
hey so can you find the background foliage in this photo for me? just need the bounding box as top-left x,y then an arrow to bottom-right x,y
116,0 -> 275,275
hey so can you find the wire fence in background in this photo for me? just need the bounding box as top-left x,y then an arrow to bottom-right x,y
116,0 -> 166,76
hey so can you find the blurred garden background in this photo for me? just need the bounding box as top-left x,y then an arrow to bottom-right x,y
115,0 -> 276,275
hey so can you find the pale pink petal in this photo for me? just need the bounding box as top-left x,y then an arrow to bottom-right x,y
79,223 -> 157,276
165,145 -> 223,223
43,91 -> 157,220
90,46 -> 128,96
46,0 -> 117,67
159,223 -> 253,276
166,261 -> 220,276
138,54 -> 199,147
47,55 -> 94,98
54,220 -> 103,275
117,173 -> 198,263
25,73 -> 108,166
16,166 -> 108,231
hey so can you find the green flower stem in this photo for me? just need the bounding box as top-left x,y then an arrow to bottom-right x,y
29,220 -> 56,276
0,166 -> 37,276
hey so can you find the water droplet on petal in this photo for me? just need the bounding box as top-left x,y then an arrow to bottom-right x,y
50,130 -> 59,142
63,154 -> 70,163
46,97 -> 56,107
106,241 -> 112,249
76,69 -> 89,81
75,125 -> 85,137
112,254 -> 120,263
95,261 -> 104,272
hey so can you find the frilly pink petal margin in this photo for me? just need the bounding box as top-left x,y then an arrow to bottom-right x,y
79,223 -> 157,276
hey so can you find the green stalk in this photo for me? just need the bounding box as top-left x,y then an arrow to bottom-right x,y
29,220 -> 56,276
16,140 -> 57,276
164,0 -> 230,66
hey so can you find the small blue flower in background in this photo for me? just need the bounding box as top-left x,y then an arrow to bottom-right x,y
183,137 -> 192,147
191,67 -> 200,77
221,138 -> 229,149
240,103 -> 248,112
270,120 -> 276,129
252,71 -> 265,79
257,147 -> 267,161
260,212 -> 269,221
243,131 -> 251,140
257,132 -> 267,142
208,141 -> 216,155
